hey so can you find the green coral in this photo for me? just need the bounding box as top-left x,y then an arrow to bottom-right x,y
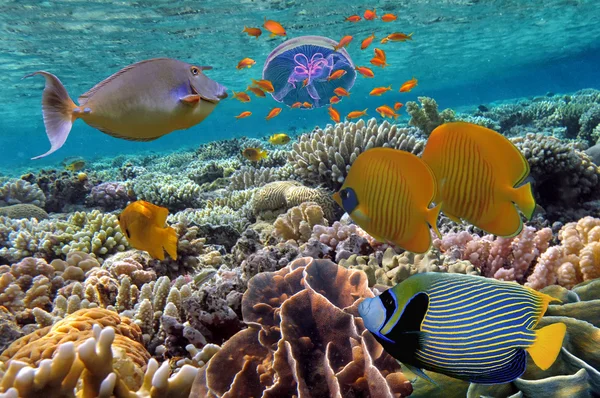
406,96 -> 456,136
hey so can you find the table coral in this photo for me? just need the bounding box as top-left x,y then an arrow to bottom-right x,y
288,118 -> 425,190
192,257 -> 413,397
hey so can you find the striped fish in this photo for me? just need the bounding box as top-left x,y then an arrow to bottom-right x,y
421,122 -> 536,237
359,273 -> 567,384
332,147 -> 441,253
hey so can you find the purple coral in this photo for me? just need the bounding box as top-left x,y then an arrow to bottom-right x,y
87,182 -> 135,210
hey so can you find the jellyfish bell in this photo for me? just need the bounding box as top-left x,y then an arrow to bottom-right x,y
263,35 -> 356,109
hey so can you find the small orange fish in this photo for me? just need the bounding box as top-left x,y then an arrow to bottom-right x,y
291,102 -> 303,108
370,57 -> 389,68
243,147 -> 268,161
251,79 -> 274,93
235,111 -> 252,119
328,69 -> 347,81
355,66 -> 375,78
394,102 -> 404,111
334,87 -> 350,97
347,109 -> 368,119
232,90 -> 251,102
247,86 -> 266,97
330,96 -> 341,104
374,48 -> 387,61
361,33 -> 376,50
242,26 -> 262,38
399,77 -> 418,92
119,201 -> 178,261
380,37 -> 389,44
370,86 -> 392,96
302,102 -> 312,108
263,18 -> 286,37
386,32 -> 413,42
237,58 -> 256,70
302,78 -> 309,88
334,35 -> 353,51
345,15 -> 361,22
376,105 -> 399,119
364,8 -> 377,20
328,105 -> 341,123
266,107 -> 282,120
381,13 -> 397,22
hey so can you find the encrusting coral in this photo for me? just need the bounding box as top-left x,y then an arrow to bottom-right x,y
192,257 -> 413,397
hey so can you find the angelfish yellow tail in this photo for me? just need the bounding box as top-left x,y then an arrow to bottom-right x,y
163,226 -> 179,260
526,322 -> 567,370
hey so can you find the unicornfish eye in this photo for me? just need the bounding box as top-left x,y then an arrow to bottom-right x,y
191,67 -> 200,75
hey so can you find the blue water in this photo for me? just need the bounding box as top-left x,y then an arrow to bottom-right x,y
1,0 -> 599,173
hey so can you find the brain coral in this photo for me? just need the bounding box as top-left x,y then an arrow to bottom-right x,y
192,257 -> 413,398
288,118 -> 425,190
0,204 -> 48,220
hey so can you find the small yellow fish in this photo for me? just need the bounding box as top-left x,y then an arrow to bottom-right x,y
243,147 -> 268,161
237,58 -> 256,70
25,58 -> 227,159
333,148 -> 441,253
269,133 -> 291,145
118,200 -> 178,261
63,157 -> 85,171
347,109 -> 368,119
421,122 -> 536,237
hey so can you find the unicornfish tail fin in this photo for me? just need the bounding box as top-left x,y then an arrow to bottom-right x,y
24,71 -> 77,159
162,226 -> 179,261
512,182 -> 536,220
526,322 -> 566,370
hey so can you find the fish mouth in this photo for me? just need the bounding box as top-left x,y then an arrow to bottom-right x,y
190,79 -> 228,103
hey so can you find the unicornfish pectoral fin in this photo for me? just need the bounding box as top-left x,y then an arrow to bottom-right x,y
526,322 -> 567,371
24,71 -> 77,159
180,94 -> 201,104
401,361 -> 439,387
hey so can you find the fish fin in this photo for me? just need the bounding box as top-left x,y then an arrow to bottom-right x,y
161,226 -> 179,260
270,32 -> 277,38
151,206 -> 169,227
426,202 -> 442,238
24,71 -> 77,159
180,94 -> 201,104
444,212 -> 462,224
401,362 -> 439,386
512,182 -> 536,220
351,206 -> 371,224
399,223 -> 433,253
526,323 -> 566,371
478,201 -> 523,237
78,58 -> 169,105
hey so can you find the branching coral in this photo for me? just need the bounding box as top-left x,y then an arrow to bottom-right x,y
229,165 -> 294,190
0,180 -> 45,208
288,118 -> 425,190
192,257 -> 412,397
87,182 -> 135,211
406,96 -> 456,135
132,173 -> 202,211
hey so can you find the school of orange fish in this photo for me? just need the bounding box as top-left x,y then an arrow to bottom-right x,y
232,8 -> 417,131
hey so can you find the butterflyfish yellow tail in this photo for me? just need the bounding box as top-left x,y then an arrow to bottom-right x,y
526,322 -> 566,371
426,202 -> 442,238
24,71 -> 78,160
512,182 -> 536,220
162,226 -> 179,261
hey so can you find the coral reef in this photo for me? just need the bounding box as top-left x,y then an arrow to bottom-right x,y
0,180 -> 45,208
0,204 -> 48,220
87,182 -> 135,211
273,202 -> 327,243
406,96 -> 456,135
288,118 -> 425,190
192,257 -> 413,397
132,173 -> 202,211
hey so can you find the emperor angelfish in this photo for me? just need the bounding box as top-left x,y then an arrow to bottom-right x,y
25,58 -> 228,159
358,273 -> 567,384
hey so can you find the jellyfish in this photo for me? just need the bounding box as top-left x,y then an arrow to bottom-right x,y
262,36 -> 356,108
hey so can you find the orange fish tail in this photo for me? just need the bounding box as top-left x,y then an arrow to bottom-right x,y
25,71 -> 77,159
426,202 -> 443,238
512,182 -> 536,220
162,226 -> 179,260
